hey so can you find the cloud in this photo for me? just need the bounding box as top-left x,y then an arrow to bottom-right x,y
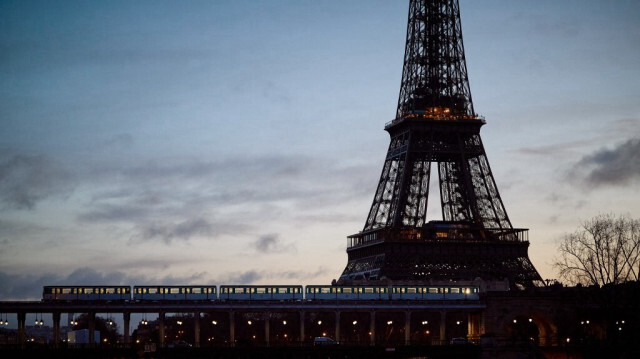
572,138 -> 640,187
216,267 -> 331,285
0,268 -> 212,301
253,233 -> 296,254
131,218 -> 216,244
0,154 -> 75,210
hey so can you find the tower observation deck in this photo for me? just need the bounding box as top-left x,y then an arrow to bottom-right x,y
338,0 -> 543,289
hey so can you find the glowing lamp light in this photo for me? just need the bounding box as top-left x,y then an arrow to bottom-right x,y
212,320 -> 217,325
352,320 -> 358,325
283,320 -> 287,325
317,320 -> 322,325
247,320 -> 252,325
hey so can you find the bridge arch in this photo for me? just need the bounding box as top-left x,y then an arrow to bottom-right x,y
503,312 -> 557,346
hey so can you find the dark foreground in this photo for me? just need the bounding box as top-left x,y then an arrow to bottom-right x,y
1,346 -> 639,359
1,345 -> 479,359
2,343 -> 640,359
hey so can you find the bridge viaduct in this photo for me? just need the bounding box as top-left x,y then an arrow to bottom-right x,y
0,286 -> 624,348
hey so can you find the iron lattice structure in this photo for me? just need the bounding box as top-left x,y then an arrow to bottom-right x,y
339,0 -> 542,289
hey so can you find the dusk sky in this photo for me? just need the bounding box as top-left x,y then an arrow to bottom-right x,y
1,0 -> 639,301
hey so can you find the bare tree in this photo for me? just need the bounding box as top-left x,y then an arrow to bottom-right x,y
554,214 -> 640,286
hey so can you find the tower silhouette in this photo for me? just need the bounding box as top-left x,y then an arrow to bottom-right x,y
339,0 -> 542,289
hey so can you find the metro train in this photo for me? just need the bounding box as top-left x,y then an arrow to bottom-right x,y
43,284 -> 479,302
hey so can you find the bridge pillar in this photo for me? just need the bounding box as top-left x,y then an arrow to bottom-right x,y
335,311 -> 340,343
439,310 -> 446,344
52,311 -> 61,348
265,315 -> 270,346
194,311 -> 200,348
158,312 -> 165,348
229,311 -> 235,347
123,311 -> 130,345
467,312 -> 482,339
405,311 -> 411,345
88,311 -> 96,346
299,310 -> 305,344
369,310 -> 375,346
17,311 -> 26,347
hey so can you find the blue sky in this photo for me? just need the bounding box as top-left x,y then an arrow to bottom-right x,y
1,0 -> 639,301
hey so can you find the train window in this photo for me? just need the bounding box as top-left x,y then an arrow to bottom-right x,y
149,288 -> 157,294
235,287 -> 245,293
451,288 -> 460,294
322,288 -> 331,294
343,288 -> 352,294
85,288 -> 93,294
256,288 -> 266,294
364,288 -> 374,294
170,288 -> 180,294
106,288 -> 115,294
407,288 -> 417,294
330,288 -> 337,294
278,288 -> 287,294
193,288 -> 201,294
429,288 -> 438,294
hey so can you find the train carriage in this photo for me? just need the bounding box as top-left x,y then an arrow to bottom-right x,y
43,286 -> 130,301
133,286 -> 217,301
219,285 -> 303,300
306,285 -> 389,300
390,285 -> 479,300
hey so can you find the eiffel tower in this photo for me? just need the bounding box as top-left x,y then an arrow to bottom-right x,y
338,0 -> 542,289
